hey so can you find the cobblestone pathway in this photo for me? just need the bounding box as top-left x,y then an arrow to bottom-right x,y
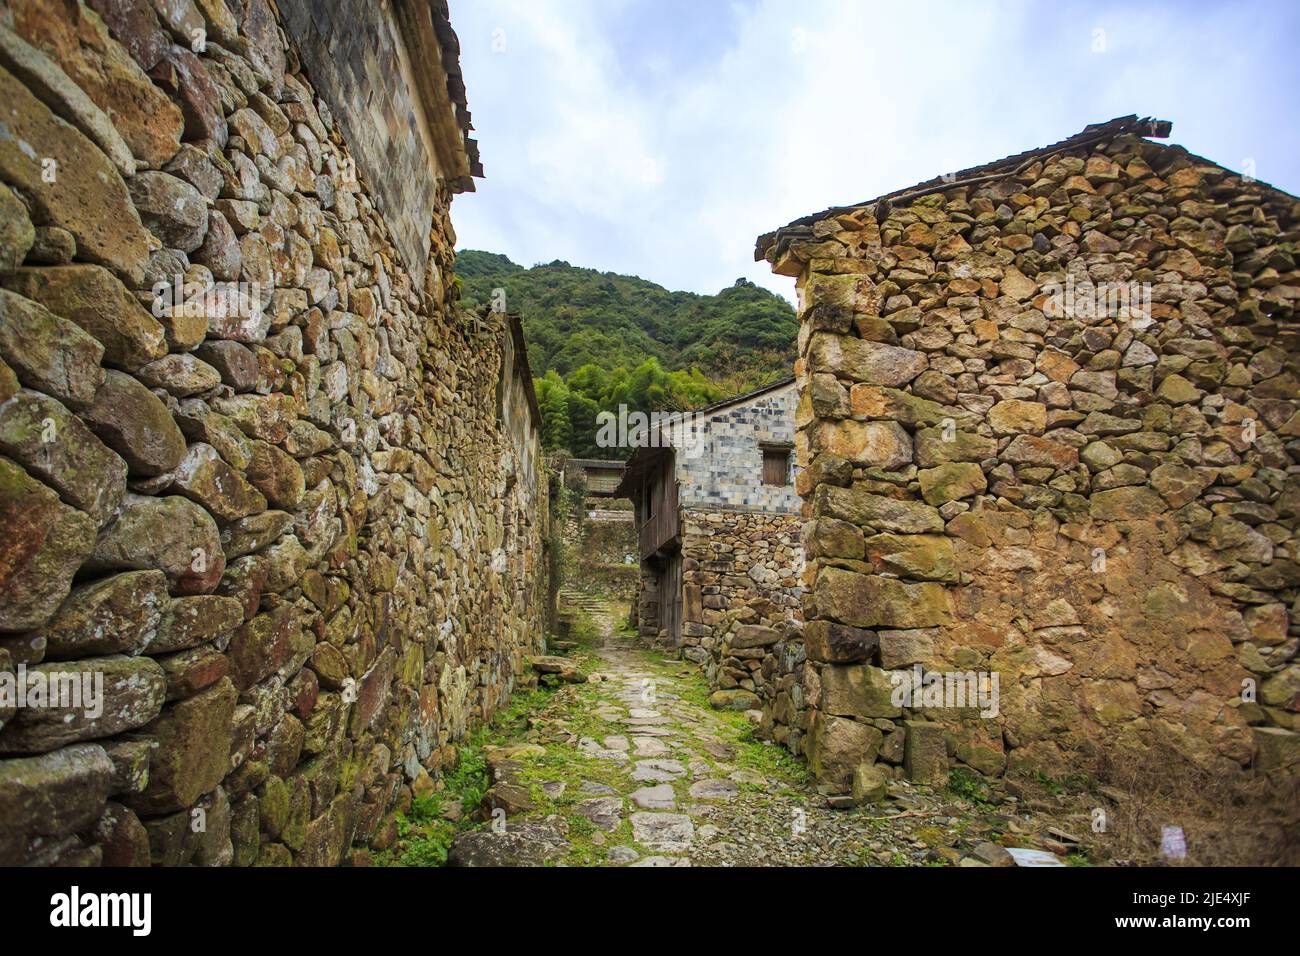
443,600 -> 1094,867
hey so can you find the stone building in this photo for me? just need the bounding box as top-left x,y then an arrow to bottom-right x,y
617,379 -> 807,738
0,0 -> 549,866
757,116 -> 1300,796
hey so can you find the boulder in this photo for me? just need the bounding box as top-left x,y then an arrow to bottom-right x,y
808,712 -> 882,790
0,455 -> 97,631
39,570 -> 169,659
0,288 -> 103,409
124,676 -> 236,815
0,387 -> 127,523
812,568 -> 952,629
81,370 -> 187,476
0,64 -> 150,283
0,742 -> 113,864
0,654 -> 167,752
0,266 -> 165,372
87,493 -> 225,593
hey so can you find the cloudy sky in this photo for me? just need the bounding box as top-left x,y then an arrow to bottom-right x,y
449,0 -> 1300,303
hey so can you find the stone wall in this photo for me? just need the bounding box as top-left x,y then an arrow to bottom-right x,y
759,118 -> 1299,795
677,380 -> 801,513
680,509 -> 806,746
0,0 -> 547,866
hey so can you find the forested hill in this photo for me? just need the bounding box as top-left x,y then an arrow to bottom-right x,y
454,251 -> 798,458
455,250 -> 797,383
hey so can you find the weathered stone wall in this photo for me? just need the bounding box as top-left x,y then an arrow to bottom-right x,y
0,0 -> 546,866
763,123 -> 1299,795
677,381 -> 801,513
680,509 -> 806,744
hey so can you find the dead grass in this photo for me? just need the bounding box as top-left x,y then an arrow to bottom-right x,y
1075,742 -> 1300,866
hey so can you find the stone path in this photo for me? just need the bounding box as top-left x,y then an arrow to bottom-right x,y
445,600 -> 1096,867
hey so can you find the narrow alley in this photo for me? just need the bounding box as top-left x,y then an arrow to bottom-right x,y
381,594 -> 1099,868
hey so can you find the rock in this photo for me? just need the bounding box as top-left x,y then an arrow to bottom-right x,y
39,570 -> 169,659
236,0 -> 286,97
988,399 -> 1048,436
803,620 -> 879,663
0,387 -> 127,523
124,676 -> 236,815
688,778 -> 739,800
25,225 -> 76,264
192,209 -> 242,280
1148,462 -> 1203,508
228,605 -> 299,691
219,509 -> 291,559
128,171 -> 209,253
0,266 -> 165,372
0,455 -> 97,631
863,533 -> 957,582
1089,486 -> 1166,520
0,742 -> 113,864
607,845 -> 638,864
814,419 -> 913,469
150,594 -> 245,655
709,689 -> 760,711
1155,373 -> 1202,404
1252,727 -> 1299,772
246,440 -> 304,509
904,720 -> 948,784
1002,435 -> 1079,470
729,624 -> 781,649
91,801 -> 150,866
812,568 -> 952,628
577,795 -> 625,826
971,841 -> 1016,866
150,46 -> 227,147
0,183 -> 35,269
446,820 -> 569,867
529,655 -> 583,683
81,370 -> 187,476
0,655 -> 167,753
629,811 -> 694,852
87,493 -> 225,593
630,759 -> 686,782
210,394 -> 296,443
814,485 -> 944,533
0,62 -> 150,283
0,288 -> 104,409
809,333 -> 927,386
918,462 -> 986,505
157,644 -> 230,700
194,340 -> 259,392
914,426 -> 996,466
166,442 -> 267,521
820,664 -> 900,718
137,353 -> 222,397
851,762 -> 889,803
808,712 -> 882,789
878,629 -> 937,668
0,21 -> 134,175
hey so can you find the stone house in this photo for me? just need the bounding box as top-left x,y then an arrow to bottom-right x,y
756,115 -> 1300,795
0,0 -> 549,866
616,378 -> 807,734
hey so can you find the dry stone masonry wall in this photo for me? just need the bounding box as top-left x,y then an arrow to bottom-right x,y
680,509 -> 806,746
0,0 -> 547,866
760,118 -> 1300,796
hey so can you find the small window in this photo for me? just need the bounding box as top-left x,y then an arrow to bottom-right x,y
762,448 -> 790,486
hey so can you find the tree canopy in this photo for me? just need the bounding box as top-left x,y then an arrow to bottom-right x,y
456,250 -> 797,457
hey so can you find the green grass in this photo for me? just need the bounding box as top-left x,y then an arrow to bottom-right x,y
375,685 -> 558,866
947,767 -> 994,806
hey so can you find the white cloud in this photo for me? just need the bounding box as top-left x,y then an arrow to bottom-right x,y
451,0 -> 1300,305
